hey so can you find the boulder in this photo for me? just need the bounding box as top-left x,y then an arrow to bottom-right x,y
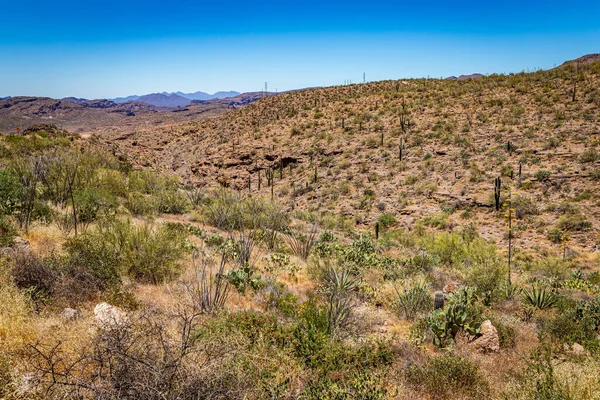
60,308 -> 82,322
564,342 -> 586,356
470,320 -> 500,353
12,237 -> 31,251
93,303 -> 129,331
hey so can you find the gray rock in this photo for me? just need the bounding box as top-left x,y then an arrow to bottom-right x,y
94,302 -> 129,331
60,308 -> 82,322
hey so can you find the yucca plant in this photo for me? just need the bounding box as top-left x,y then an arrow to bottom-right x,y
393,280 -> 431,320
522,285 -> 559,309
284,224 -> 318,260
322,267 -> 360,336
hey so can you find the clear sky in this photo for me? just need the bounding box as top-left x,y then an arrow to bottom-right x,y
1,0 -> 599,99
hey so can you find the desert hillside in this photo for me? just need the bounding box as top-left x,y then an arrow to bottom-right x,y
96,57 -> 600,255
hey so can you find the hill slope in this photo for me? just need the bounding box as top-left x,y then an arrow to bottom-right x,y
94,57 -> 600,256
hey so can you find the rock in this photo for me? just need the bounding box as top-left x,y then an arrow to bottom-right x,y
443,281 -> 461,296
60,308 -> 82,322
16,373 -> 38,395
379,326 -> 388,333
470,320 -> 500,353
93,303 -> 129,331
571,343 -> 585,355
12,237 -> 31,251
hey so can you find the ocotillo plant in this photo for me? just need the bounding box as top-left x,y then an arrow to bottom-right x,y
503,185 -> 517,286
494,177 -> 502,211
399,137 -> 404,161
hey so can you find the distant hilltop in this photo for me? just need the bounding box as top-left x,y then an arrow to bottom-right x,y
110,91 -> 241,106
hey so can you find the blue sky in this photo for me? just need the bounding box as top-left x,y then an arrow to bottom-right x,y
1,0 -> 599,99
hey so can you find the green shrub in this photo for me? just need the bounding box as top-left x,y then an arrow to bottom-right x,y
466,261 -> 506,306
157,189 -> 191,214
406,354 -> 490,398
377,213 -> 397,229
0,169 -> 20,215
125,192 -> 159,216
74,187 -> 116,223
555,212 -> 592,232
488,315 -> 516,348
65,218 -> 188,284
535,170 -> 552,181
300,371 -> 388,400
579,148 -> 599,163
0,217 -> 16,248
513,195 -> 539,219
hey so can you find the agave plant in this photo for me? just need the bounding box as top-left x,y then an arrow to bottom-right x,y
522,285 -> 559,309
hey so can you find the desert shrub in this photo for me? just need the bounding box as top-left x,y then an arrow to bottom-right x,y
405,353 -> 490,399
535,170 -> 552,181
0,169 -> 20,215
579,148 -> 599,163
157,189 -> 191,214
93,168 -> 128,197
0,217 -> 16,248
10,250 -> 55,305
65,218 -> 188,284
544,298 -> 600,346
377,213 -> 397,229
200,190 -> 289,234
300,371 -> 387,400
466,261 -> 506,306
547,227 -> 567,244
74,187 -> 117,224
62,235 -> 122,289
530,256 -> 571,281
128,169 -> 164,194
513,195 -> 539,219
125,191 -> 159,216
488,315 -> 516,348
555,212 -> 592,232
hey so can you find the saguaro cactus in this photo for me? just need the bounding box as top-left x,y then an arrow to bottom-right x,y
434,291 -> 445,310
494,177 -> 501,211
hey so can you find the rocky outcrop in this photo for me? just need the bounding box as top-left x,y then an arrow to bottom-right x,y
470,320 -> 500,353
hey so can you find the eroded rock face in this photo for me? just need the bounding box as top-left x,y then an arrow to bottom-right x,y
471,320 -> 500,353
93,303 -> 129,331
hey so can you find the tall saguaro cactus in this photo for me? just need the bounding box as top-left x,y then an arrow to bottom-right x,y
494,177 -> 502,211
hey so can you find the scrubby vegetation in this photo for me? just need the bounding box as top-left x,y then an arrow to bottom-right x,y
1,58 -> 600,398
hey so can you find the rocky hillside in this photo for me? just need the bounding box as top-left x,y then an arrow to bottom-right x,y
94,56 -> 600,257
0,96 -> 227,134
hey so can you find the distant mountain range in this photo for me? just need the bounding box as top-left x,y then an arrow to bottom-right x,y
110,91 -> 241,106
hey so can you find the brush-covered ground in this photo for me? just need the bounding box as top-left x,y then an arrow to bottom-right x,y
0,57 -> 599,399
